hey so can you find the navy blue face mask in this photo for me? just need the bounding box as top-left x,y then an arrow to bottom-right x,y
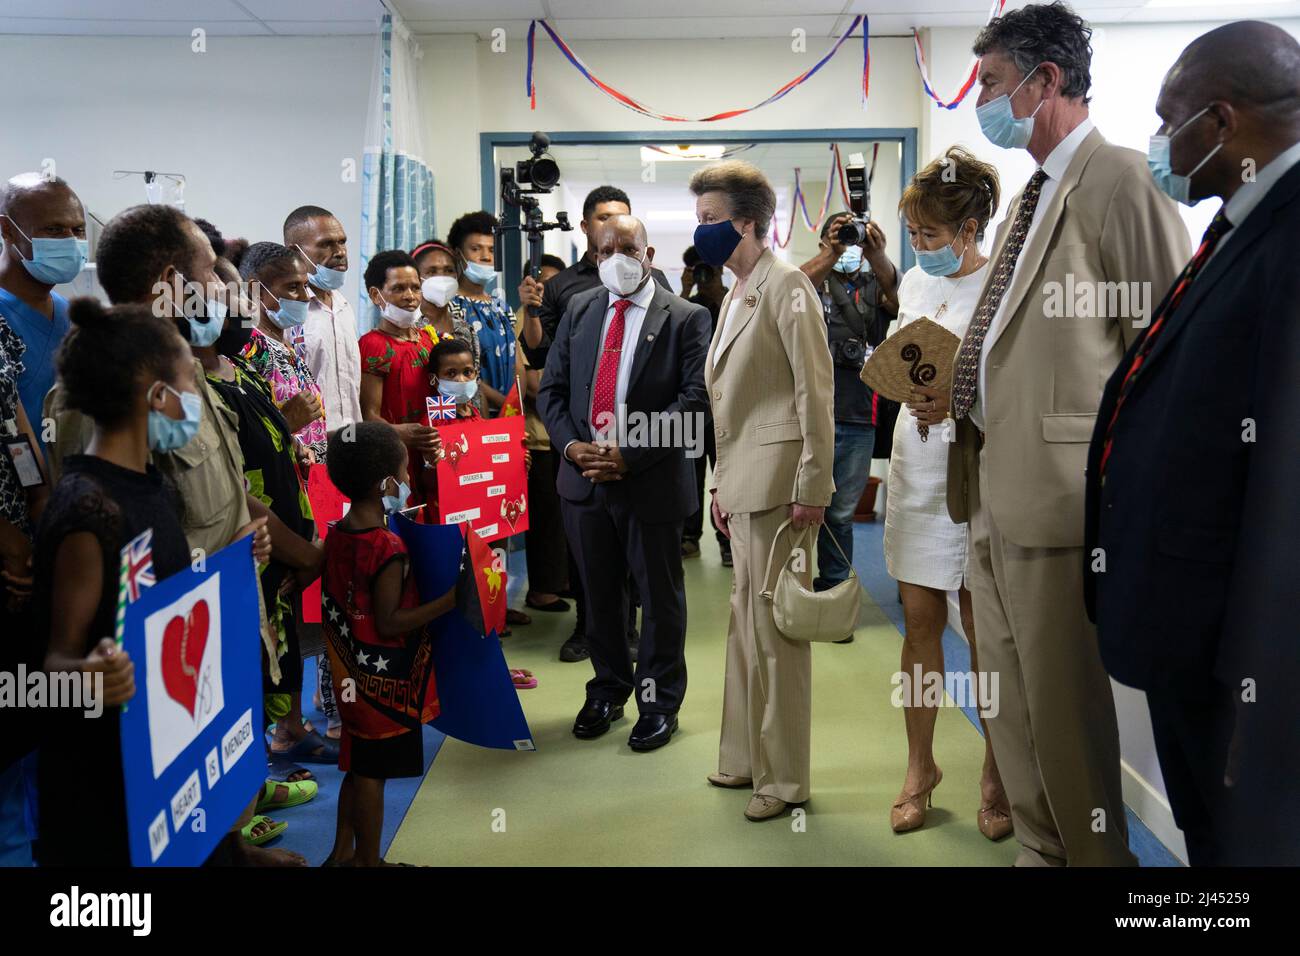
693,219 -> 743,268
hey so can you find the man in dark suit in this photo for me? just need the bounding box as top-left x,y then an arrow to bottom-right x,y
1085,20 -> 1300,866
538,215 -> 710,750
517,185 -> 671,664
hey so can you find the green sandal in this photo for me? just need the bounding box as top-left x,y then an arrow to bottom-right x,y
256,778 -> 318,813
241,814 -> 287,846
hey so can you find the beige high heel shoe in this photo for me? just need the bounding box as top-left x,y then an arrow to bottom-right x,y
891,766 -> 943,833
977,801 -> 1013,841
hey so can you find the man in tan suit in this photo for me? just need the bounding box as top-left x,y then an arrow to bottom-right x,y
687,161 -> 835,822
941,4 -> 1190,865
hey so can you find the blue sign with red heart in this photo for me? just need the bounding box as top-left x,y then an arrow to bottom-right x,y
118,536 -> 265,866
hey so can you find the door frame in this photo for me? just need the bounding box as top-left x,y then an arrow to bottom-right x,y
479,127 -> 918,305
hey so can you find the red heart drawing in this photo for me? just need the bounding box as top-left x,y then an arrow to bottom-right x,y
161,600 -> 210,718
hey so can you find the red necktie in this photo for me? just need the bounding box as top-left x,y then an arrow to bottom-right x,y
590,297 -> 632,438
1098,209 -> 1233,477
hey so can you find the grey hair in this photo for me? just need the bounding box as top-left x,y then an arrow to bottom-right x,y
688,160 -> 776,241
973,1 -> 1093,104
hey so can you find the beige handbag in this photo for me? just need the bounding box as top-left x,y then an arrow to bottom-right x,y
759,518 -> 862,643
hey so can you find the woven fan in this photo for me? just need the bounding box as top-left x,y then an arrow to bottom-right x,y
860,317 -> 961,403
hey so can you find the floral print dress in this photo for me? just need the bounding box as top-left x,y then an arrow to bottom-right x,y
242,327 -> 329,461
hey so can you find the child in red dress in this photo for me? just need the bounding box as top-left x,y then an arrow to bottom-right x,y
321,421 -> 454,866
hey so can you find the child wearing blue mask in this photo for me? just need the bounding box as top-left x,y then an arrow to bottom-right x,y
321,421 -> 455,866
32,298 -> 195,866
427,338 -> 536,689
428,337 -> 533,498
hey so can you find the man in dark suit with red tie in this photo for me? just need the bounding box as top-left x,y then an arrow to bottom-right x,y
1085,20 -> 1300,865
538,215 -> 711,750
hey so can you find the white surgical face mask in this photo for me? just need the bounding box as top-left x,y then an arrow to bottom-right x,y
598,251 -> 647,296
380,294 -> 420,329
422,274 -> 459,308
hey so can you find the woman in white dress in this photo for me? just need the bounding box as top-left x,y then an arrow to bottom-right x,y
882,147 -> 1011,840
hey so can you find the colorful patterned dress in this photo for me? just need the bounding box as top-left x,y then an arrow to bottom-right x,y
242,327 -> 329,461
206,357 -> 315,692
0,318 -> 30,538
451,294 -> 516,405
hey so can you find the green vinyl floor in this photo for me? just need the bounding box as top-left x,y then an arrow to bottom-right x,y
386,528 -> 1019,867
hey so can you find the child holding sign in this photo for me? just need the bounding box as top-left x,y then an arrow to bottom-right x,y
427,339 -> 535,689
32,299 -> 198,866
321,421 -> 455,866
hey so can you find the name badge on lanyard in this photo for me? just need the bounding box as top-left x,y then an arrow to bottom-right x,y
3,433 -> 45,488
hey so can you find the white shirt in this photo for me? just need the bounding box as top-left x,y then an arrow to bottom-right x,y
970,117 -> 1095,429
563,276 -> 657,458
1206,137 -> 1300,265
588,276 -> 656,436
302,286 -> 363,430
717,298 -> 742,353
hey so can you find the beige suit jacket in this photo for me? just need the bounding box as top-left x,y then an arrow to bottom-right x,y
947,127 -> 1191,547
706,247 -> 835,515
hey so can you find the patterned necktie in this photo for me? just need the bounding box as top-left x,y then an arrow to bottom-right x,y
1097,208 -> 1233,477
590,297 -> 632,439
951,168 -> 1050,421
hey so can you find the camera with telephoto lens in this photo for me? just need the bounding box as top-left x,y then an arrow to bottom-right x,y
693,263 -> 716,286
834,161 -> 871,246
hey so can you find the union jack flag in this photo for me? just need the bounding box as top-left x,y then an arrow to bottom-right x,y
426,394 -> 458,423
120,528 -> 156,603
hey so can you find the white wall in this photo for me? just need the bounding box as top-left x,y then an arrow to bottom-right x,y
418,34 -> 923,239
921,19 -> 1300,250
0,34 -> 372,301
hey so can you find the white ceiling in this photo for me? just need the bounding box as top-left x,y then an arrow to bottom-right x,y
1,1 -> 1297,38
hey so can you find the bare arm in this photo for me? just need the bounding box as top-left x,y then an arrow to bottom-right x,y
45,533 -> 136,707
360,372 -> 384,421
800,214 -> 852,287
370,556 -> 455,638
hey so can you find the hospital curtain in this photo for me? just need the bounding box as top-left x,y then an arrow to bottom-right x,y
359,12 -> 436,330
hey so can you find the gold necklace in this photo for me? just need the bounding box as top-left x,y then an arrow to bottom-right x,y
933,258 -> 986,321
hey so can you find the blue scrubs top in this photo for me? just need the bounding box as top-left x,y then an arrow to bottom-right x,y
0,288 -> 70,448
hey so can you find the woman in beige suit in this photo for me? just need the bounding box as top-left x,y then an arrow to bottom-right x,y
688,161 -> 835,821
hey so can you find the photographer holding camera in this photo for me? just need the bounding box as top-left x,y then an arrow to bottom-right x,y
680,245 -> 731,564
799,212 -> 897,631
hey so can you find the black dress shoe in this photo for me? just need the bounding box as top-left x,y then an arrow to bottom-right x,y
573,699 -> 624,739
559,631 -> 589,663
628,712 -> 678,752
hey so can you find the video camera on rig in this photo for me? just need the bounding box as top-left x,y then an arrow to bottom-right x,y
496,131 -> 573,285
834,158 -> 871,247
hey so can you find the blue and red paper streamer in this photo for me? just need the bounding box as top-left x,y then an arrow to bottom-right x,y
527,17 -> 869,122
914,0 -> 1008,109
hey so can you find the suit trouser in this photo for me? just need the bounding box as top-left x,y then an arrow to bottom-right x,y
561,488 -> 686,714
718,506 -> 812,803
1145,683 -> 1233,866
525,450 -> 569,595
966,448 -> 1135,866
